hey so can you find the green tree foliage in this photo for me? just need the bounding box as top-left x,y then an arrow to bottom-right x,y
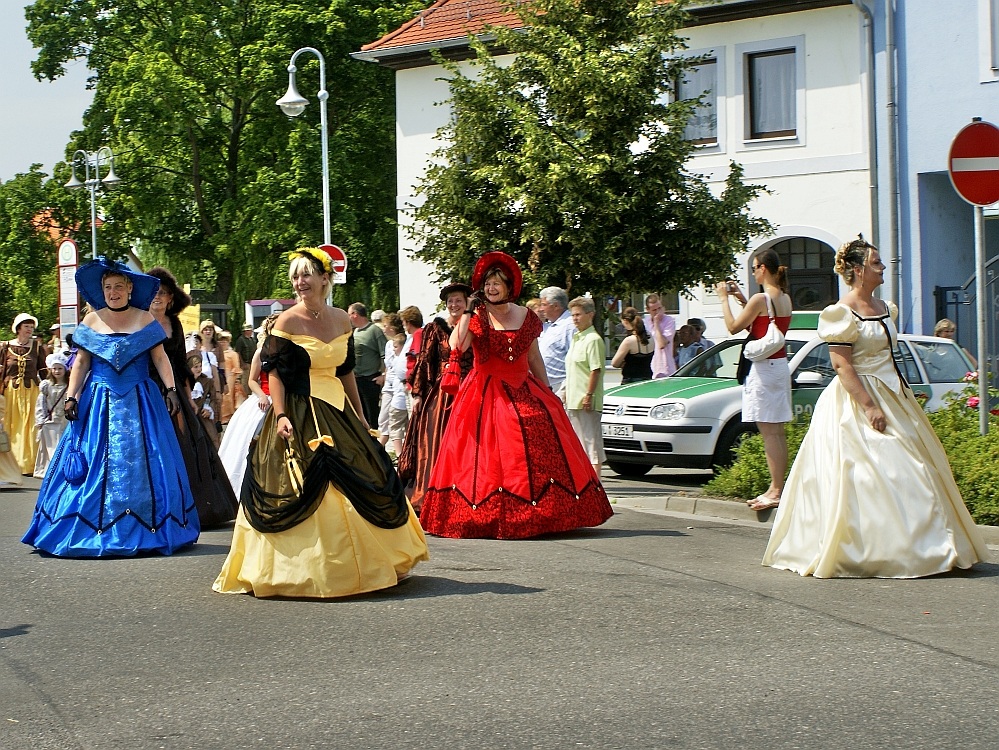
411,0 -> 771,296
0,167 -> 78,331
24,0 -> 422,318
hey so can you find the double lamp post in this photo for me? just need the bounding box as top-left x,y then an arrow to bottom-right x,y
64,146 -> 121,259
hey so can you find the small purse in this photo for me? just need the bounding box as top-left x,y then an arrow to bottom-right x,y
284,435 -> 305,496
63,427 -> 87,486
743,294 -> 785,362
440,349 -> 462,396
0,429 -> 9,453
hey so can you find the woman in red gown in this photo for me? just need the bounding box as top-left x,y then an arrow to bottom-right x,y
419,252 -> 613,539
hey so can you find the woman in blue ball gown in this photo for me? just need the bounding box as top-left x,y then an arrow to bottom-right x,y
22,258 -> 199,557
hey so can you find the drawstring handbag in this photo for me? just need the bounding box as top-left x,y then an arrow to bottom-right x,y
440,349 -> 462,396
0,428 -> 9,453
63,424 -> 87,485
440,318 -> 471,396
743,294 -> 785,362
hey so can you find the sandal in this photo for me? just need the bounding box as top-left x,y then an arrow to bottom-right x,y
749,496 -> 780,512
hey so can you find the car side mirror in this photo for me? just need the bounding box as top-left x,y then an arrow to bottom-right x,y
793,371 -> 824,387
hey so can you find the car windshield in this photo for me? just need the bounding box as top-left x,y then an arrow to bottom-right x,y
673,340 -> 743,379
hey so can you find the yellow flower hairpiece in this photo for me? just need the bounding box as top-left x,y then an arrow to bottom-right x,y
288,247 -> 333,274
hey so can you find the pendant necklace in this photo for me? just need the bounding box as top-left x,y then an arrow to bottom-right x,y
305,306 -> 322,320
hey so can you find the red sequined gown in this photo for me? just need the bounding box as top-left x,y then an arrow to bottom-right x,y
419,311 -> 612,539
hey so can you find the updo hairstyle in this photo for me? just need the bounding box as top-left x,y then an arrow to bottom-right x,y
834,236 -> 877,285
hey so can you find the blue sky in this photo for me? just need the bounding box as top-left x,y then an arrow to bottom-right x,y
0,5 -> 93,182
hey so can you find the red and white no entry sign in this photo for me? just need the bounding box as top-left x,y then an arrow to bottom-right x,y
949,119 -> 999,206
319,243 -> 347,284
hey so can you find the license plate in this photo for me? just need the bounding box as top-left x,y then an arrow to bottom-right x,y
602,423 -> 633,438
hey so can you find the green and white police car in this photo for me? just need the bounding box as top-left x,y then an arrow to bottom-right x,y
600,317 -> 973,477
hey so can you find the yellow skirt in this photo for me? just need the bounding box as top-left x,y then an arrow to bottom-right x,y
0,394 -> 23,486
213,488 -> 428,598
4,382 -> 37,475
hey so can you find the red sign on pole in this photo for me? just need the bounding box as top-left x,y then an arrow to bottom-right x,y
949,119 -> 999,206
319,243 -> 347,284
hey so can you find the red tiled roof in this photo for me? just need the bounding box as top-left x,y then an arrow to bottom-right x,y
361,0 -> 524,52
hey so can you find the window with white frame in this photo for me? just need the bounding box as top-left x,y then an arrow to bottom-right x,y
677,58 -> 718,145
992,0 -> 999,70
747,48 -> 796,139
976,0 -> 999,82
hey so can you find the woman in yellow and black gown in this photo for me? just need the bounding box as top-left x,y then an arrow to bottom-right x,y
213,248 -> 427,598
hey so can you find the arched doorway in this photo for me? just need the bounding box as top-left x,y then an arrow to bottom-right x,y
752,236 -> 838,311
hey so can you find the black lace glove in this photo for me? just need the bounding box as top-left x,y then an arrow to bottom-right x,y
64,397 -> 78,421
165,390 -> 181,417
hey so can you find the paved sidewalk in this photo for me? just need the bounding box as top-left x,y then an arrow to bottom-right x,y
608,489 -> 999,546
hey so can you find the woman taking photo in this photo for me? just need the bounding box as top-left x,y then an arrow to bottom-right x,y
418,252 -> 612,539
213,247 -> 427,598
763,237 -> 986,577
610,307 -> 653,384
397,281 -> 475,512
22,258 -> 198,557
716,249 -> 792,512
148,266 -> 238,528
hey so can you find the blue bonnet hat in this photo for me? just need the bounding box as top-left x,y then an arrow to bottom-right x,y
75,257 -> 161,312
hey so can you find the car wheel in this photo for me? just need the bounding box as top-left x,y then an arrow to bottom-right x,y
607,461 -> 653,478
712,420 -> 757,468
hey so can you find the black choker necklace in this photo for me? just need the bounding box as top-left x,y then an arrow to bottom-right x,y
107,303 -> 130,313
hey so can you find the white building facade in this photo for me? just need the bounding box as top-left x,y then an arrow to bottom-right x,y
355,0 -> 873,337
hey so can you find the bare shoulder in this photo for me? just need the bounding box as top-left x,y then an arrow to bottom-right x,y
329,306 -> 351,332
274,307 -> 304,335
774,292 -> 793,317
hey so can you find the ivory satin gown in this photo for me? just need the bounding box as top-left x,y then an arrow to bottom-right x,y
763,302 -> 987,578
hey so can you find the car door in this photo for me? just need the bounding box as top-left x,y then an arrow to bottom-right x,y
902,339 -> 974,410
788,340 -> 834,420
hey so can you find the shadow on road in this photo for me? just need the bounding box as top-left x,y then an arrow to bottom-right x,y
243,576 -> 546,602
0,624 -> 32,639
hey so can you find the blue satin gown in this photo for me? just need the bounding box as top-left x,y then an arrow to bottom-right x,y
22,321 -> 199,557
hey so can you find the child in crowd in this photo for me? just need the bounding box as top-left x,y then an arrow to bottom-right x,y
33,352 -> 70,478
387,333 -> 409,462
187,353 -> 221,448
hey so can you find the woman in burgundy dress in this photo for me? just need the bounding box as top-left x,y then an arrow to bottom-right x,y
397,281 -> 475,513
419,252 -> 612,539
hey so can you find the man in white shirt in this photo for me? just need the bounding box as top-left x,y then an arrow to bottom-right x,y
537,286 -> 575,392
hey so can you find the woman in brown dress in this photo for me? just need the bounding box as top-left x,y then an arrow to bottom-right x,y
2,314 -> 48,474
397,282 -> 475,512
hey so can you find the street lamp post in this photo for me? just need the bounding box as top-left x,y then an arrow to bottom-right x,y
276,47 -> 331,246
65,146 -> 121,259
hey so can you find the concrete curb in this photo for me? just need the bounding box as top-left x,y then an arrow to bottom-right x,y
609,492 -> 999,545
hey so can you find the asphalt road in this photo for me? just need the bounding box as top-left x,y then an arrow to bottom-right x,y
2,475 -> 998,750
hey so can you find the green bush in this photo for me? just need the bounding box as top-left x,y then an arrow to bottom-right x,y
925,379 -> 999,526
706,378 -> 999,526
703,417 -> 809,500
